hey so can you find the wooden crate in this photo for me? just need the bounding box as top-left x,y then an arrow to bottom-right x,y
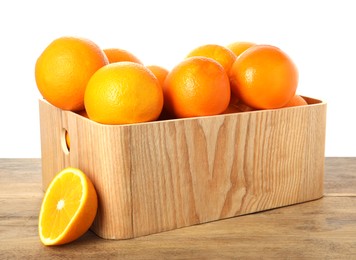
39,97 -> 326,239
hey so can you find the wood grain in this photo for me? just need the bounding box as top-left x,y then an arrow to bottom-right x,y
39,98 -> 326,239
0,158 -> 355,259
324,157 -> 356,196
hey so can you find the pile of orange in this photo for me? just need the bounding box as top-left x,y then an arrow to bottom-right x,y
35,36 -> 308,246
35,36 -> 307,126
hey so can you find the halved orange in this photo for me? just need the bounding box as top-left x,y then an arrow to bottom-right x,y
38,167 -> 98,246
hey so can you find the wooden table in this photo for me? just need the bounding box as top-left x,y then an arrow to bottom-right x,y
1,158 -> 355,259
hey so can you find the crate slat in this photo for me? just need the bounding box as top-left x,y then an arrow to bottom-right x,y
39,97 -> 326,239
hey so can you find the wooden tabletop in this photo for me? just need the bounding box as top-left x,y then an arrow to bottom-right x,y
1,158 -> 355,259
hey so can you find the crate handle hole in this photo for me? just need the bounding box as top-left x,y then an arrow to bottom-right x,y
61,128 -> 70,154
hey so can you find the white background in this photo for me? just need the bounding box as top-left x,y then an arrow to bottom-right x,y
0,0 -> 355,157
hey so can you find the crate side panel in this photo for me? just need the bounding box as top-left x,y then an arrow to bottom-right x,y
230,104 -> 326,215
72,119 -> 134,239
296,102 -> 326,200
39,100 -> 68,190
129,120 -> 200,236
39,98 -> 326,239
130,103 -> 326,237
130,114 -> 253,237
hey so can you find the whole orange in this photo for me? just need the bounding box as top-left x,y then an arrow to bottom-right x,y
146,65 -> 169,87
223,102 -> 254,114
103,48 -> 142,64
186,44 -> 237,73
163,57 -> 230,118
84,62 -> 163,125
284,95 -> 307,107
35,36 -> 108,111
229,45 -> 298,109
146,65 -> 170,121
226,41 -> 256,57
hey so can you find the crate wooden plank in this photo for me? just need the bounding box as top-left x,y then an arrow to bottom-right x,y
38,97 -> 326,239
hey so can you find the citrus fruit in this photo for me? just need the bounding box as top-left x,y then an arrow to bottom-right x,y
77,110 -> 89,118
186,44 -> 237,72
284,95 -> 307,107
64,110 -> 89,151
84,62 -> 163,125
103,48 -> 142,64
163,56 -> 230,118
35,36 -> 108,111
229,45 -> 298,109
65,131 -> 70,150
235,102 -> 255,112
38,167 -> 98,246
147,65 -> 169,87
226,41 -> 256,57
223,104 -> 240,114
224,101 -> 254,114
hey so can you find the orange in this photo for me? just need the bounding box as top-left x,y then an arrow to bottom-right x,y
38,167 -> 98,246
35,36 -> 108,111
146,65 -> 170,121
145,65 -> 171,121
226,41 -> 256,57
84,62 -> 163,125
223,104 -> 240,114
186,44 -> 237,72
235,102 -> 255,112
284,95 -> 308,107
229,45 -> 298,109
77,109 -> 89,118
223,101 -> 254,114
103,48 -> 142,64
64,110 -> 89,150
147,65 -> 169,87
163,56 -> 230,118
229,91 -> 240,107
65,131 -> 70,150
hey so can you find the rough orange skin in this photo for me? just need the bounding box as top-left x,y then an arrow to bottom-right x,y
163,57 -> 231,118
284,95 -> 308,107
84,62 -> 163,125
186,44 -> 237,73
103,48 -> 142,64
147,65 -> 169,87
35,36 -> 108,111
226,41 -> 256,57
229,45 -> 298,109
